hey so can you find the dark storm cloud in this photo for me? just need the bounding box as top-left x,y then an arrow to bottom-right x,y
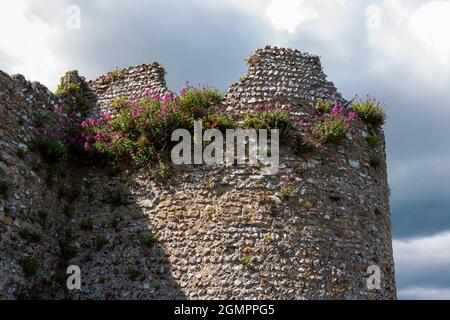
28,0 -> 273,92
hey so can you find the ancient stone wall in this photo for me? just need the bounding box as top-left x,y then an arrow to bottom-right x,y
0,47 -> 396,300
86,63 -> 169,116
225,46 -> 345,114
0,71 -> 68,299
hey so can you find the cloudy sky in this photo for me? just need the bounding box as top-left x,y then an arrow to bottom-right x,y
1,0 -> 449,300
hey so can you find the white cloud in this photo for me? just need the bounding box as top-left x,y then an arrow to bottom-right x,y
394,231 -> 450,299
366,1 -> 450,73
366,5 -> 382,30
394,232 -> 450,268
398,286 -> 450,300
0,0 -> 66,89
409,1 -> 450,63
265,0 -> 318,33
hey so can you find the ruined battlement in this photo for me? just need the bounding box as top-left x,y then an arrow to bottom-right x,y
0,47 -> 396,300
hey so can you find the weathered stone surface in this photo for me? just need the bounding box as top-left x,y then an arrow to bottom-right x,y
0,47 -> 396,300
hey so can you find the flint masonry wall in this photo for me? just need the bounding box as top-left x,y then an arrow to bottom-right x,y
86,63 -> 169,116
0,72 -> 68,299
225,46 -> 345,113
0,46 -> 396,300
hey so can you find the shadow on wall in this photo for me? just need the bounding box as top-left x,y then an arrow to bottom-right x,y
56,164 -> 187,300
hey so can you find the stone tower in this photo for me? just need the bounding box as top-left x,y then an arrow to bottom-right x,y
0,46 -> 396,300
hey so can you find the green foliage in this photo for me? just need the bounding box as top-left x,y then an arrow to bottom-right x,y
245,54 -> 259,66
314,117 -> 348,143
366,135 -> 381,148
111,96 -> 129,110
103,186 -> 128,206
30,154 -> 41,171
149,161 -> 173,182
239,75 -> 248,83
305,201 -> 314,211
244,110 -> 291,135
141,232 -> 158,247
315,99 -> 334,113
202,113 -> 236,132
177,87 -> 223,117
110,213 -> 123,228
34,137 -> 67,164
279,185 -> 299,200
34,110 -> 54,128
241,256 -> 253,265
107,69 -> 120,81
79,218 -> 94,231
352,100 -> 386,127
60,230 -> 78,261
19,226 -> 43,242
55,82 -> 81,98
20,256 -> 39,277
94,235 -> 108,251
290,134 -> 314,155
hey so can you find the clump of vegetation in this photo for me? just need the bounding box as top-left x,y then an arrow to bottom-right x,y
149,161 -> 173,181
33,137 -> 67,164
241,256 -> 253,265
81,85 -> 224,169
103,186 -> 128,206
111,96 -> 129,110
305,201 -> 314,211
315,99 -> 334,114
19,226 -> 43,242
239,75 -> 248,83
313,106 -> 357,143
279,176 -> 302,200
244,110 -> 291,136
94,235 -> 108,251
314,117 -> 349,143
265,234 -> 276,242
54,71 -> 89,116
202,113 -> 236,132
177,85 -> 222,116
369,155 -> 382,168
60,231 -> 78,261
106,69 -> 121,81
366,135 -> 381,148
279,185 -> 299,200
245,54 -> 260,66
55,82 -> 81,98
34,110 -> 54,128
0,170 -> 14,199
79,218 -> 94,231
351,98 -> 386,128
110,213 -> 123,228
141,232 -> 158,247
20,256 -> 39,277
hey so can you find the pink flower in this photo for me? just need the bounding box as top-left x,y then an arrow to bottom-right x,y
84,142 -> 90,151
81,121 -> 88,128
284,176 -> 295,185
88,118 -> 96,126
348,111 -> 357,122
161,106 -> 169,115
295,119 -> 305,127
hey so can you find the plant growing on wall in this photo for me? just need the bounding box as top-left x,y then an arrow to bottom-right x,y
351,97 -> 386,128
